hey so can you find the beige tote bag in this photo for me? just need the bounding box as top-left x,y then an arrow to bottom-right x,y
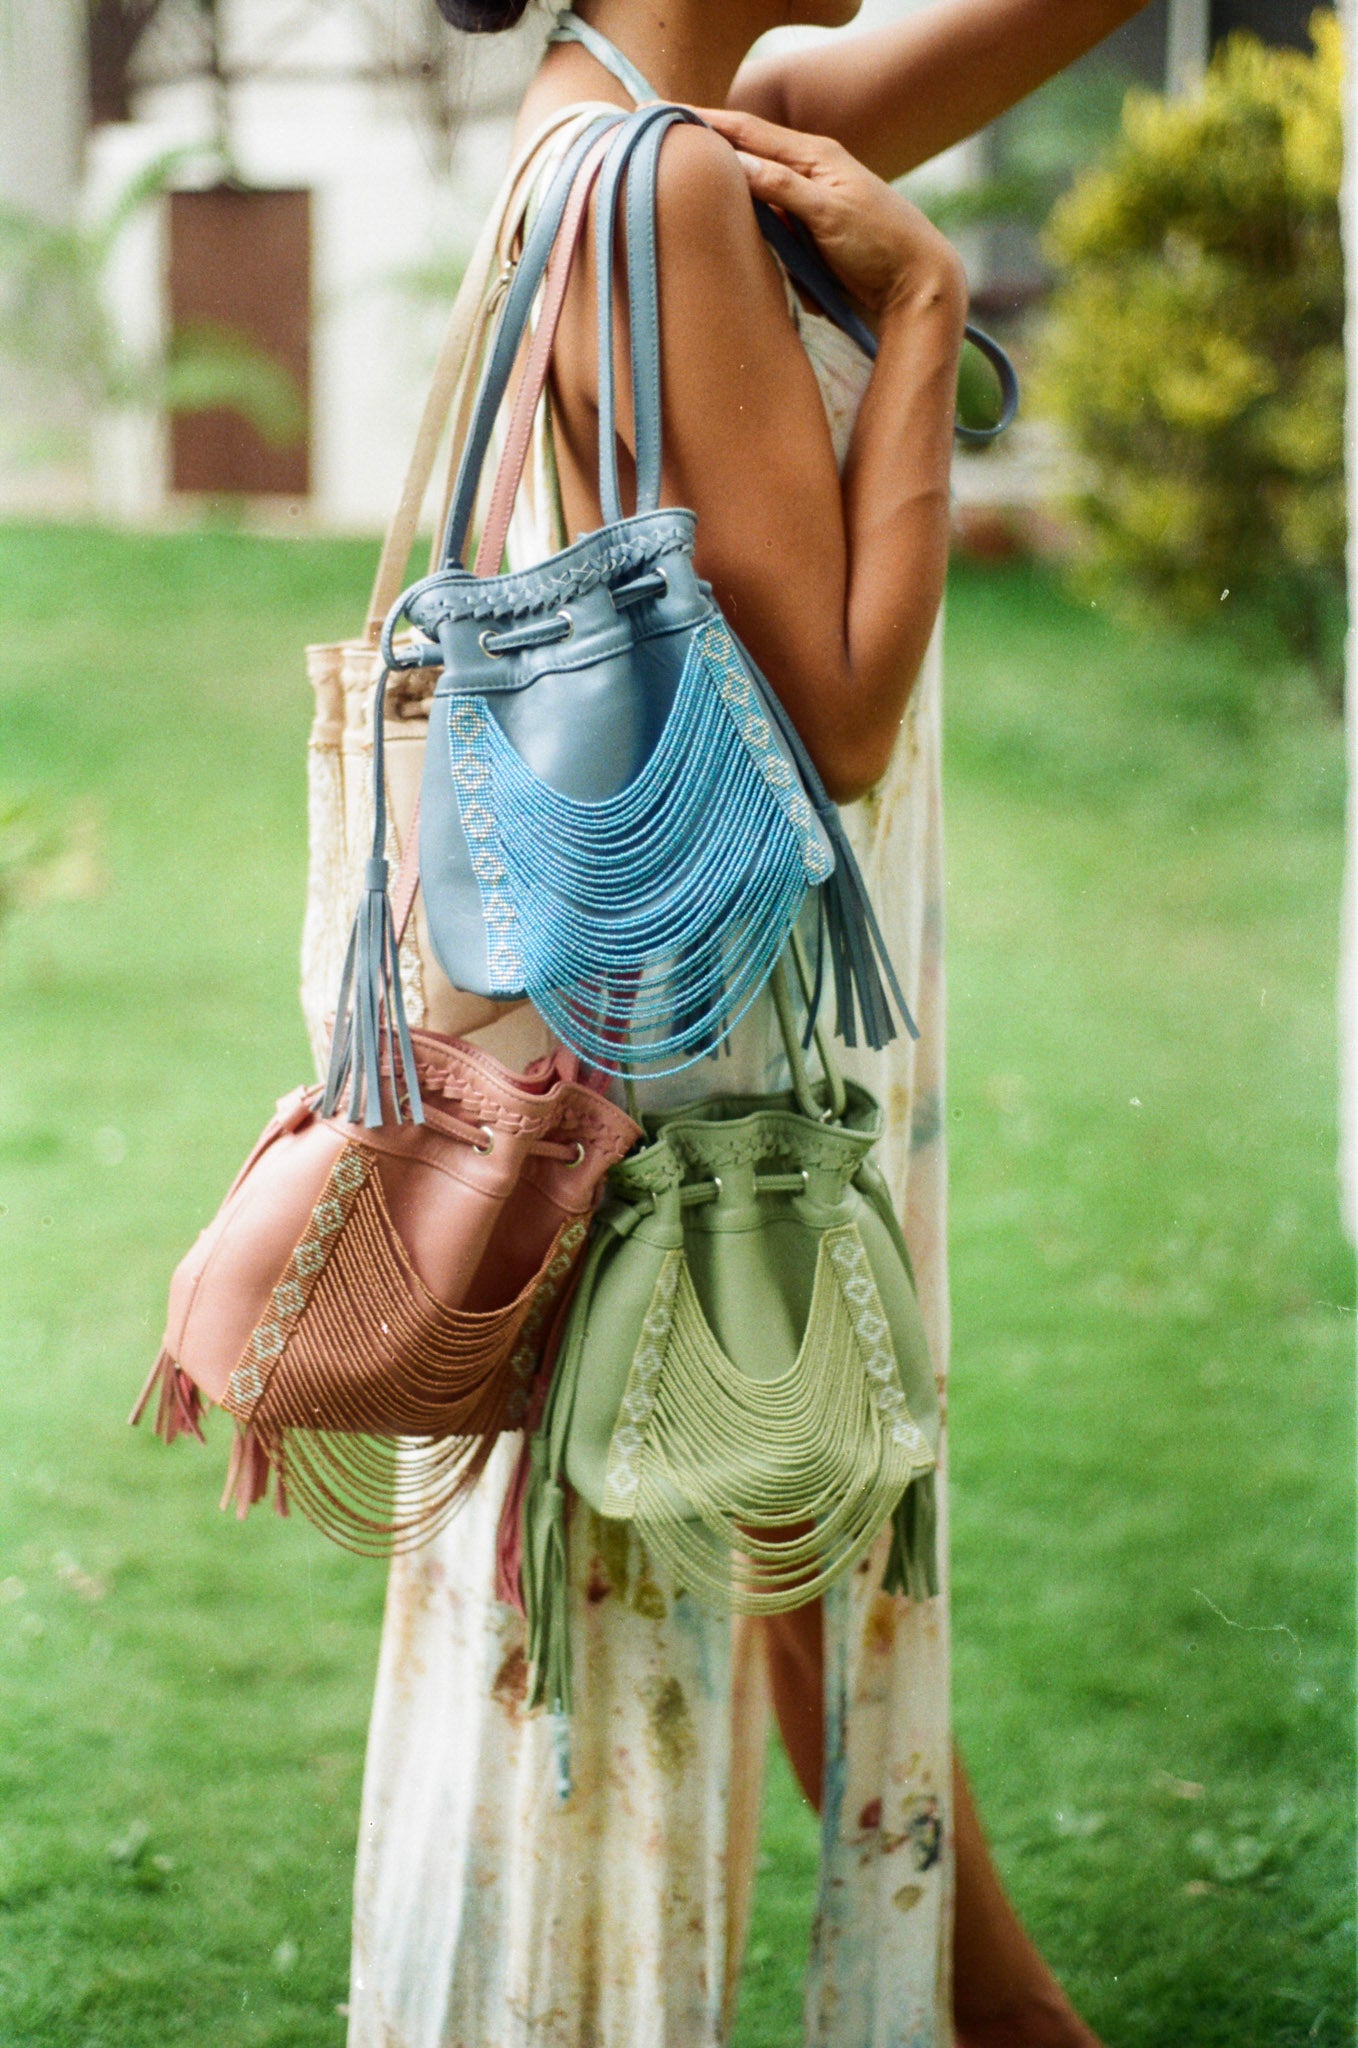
299,107 -> 604,1073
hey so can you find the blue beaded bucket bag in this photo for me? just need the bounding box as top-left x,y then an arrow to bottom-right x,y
324,103 -> 1016,1123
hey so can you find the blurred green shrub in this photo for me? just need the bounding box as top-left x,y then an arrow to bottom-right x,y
0,790 -> 101,933
1033,14 -> 1344,698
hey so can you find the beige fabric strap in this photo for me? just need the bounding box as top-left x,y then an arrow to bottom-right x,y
362,103 -> 607,641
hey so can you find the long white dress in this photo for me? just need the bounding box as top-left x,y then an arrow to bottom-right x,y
340,108 -> 955,2048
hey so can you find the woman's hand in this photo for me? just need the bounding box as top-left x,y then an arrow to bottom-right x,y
697,105 -> 966,320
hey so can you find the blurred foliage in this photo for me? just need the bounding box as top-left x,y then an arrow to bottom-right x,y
387,247 -> 469,311
924,63 -> 1134,241
0,146 -> 303,465
1032,14 -> 1344,698
0,789 -> 102,932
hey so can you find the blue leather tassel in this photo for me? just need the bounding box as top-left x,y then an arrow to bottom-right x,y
322,670 -> 424,1129
731,631 -> 917,1052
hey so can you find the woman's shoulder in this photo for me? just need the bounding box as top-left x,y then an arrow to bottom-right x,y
649,119 -> 770,274
512,93 -> 773,282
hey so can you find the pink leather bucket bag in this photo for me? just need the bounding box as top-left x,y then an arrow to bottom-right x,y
132,1027 -> 638,1554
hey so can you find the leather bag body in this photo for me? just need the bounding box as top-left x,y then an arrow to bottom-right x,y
510,955 -> 940,1721
133,1029 -> 639,1553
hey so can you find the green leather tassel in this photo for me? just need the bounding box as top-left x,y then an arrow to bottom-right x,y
882,1470 -> 939,1602
523,1228 -> 612,1712
524,1470 -> 571,1715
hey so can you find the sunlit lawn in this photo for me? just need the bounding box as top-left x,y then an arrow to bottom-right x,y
0,524 -> 1351,2047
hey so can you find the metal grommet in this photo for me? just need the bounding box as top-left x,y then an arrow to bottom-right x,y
478,628 -> 505,658
554,609 -> 574,642
711,1175 -> 723,1196
570,1141 -> 586,1167
474,1125 -> 495,1155
800,1170 -> 810,1191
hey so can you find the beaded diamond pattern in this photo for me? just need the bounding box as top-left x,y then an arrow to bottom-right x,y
698,619 -> 833,883
503,1215 -> 590,1426
827,1227 -> 931,1461
601,1250 -> 683,1514
447,698 -> 524,992
225,1143 -> 370,1420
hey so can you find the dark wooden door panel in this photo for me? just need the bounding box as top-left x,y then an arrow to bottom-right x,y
168,185 -> 310,497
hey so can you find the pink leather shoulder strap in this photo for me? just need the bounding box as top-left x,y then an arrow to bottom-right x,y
392,797 -> 422,949
473,131 -> 614,578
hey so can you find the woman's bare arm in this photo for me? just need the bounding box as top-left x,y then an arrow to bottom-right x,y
551,121 -> 965,803
731,0 -> 1149,181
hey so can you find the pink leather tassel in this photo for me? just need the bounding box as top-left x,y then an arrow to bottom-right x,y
128,1350 -> 205,1445
494,1435 -> 532,1614
495,1268 -> 581,1611
157,1359 -> 204,1446
221,1426 -> 271,1521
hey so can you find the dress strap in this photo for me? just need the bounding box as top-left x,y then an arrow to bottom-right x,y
547,7 -> 657,105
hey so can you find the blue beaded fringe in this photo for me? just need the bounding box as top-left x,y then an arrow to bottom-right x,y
447,615 -> 831,1076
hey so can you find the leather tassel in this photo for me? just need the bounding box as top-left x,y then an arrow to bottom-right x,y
158,1359 -> 204,1446
496,1263 -> 582,1614
882,1471 -> 939,1603
734,630 -> 916,1051
523,1468 -> 571,1716
494,1434 -> 534,1614
220,1425 -> 272,1522
536,1483 -> 573,1719
322,667 -> 424,1130
821,838 -> 911,1051
128,1349 -> 205,1445
322,856 -> 423,1130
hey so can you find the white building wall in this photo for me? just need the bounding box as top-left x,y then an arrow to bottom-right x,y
0,0 -> 85,221
89,1 -> 547,528
74,0 -> 995,531
0,0 -> 89,512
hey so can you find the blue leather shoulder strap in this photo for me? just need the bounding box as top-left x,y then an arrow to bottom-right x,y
595,104 -> 701,521
441,109 -> 624,566
547,7 -> 657,104
550,9 -> 1018,445
754,199 -> 1018,444
441,78 -> 1019,567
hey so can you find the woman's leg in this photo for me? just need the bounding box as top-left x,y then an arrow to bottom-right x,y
949,1762 -> 1104,2048
761,1605 -> 1105,2048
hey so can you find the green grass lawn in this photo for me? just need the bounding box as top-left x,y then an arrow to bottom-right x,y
0,524 -> 1351,2048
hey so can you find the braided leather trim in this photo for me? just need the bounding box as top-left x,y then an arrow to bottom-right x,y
412,1064 -> 636,1159
610,1093 -> 883,1198
400,513 -> 696,631
224,1142 -> 369,1422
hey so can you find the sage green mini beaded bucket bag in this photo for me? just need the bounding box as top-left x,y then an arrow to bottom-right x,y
517,944 -> 940,1722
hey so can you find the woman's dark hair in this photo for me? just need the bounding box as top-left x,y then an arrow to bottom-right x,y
434,0 -> 531,29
